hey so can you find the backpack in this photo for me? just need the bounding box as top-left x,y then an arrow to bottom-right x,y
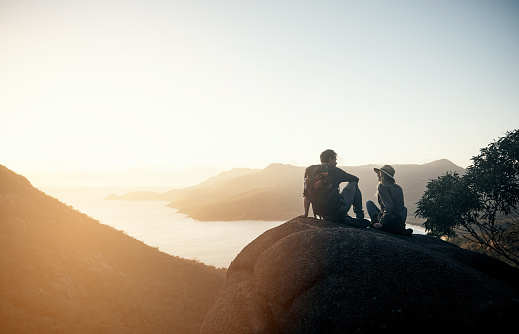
303,165 -> 334,219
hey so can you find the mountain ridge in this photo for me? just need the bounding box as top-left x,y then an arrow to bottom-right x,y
109,159 -> 465,222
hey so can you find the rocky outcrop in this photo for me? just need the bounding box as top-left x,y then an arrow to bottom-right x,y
201,217 -> 519,334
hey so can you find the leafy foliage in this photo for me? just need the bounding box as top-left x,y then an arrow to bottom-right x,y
416,130 -> 519,266
416,172 -> 478,236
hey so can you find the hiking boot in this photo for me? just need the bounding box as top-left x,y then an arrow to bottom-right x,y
372,222 -> 383,229
346,217 -> 370,228
354,210 -> 365,220
368,216 -> 379,228
360,218 -> 372,228
401,228 -> 413,236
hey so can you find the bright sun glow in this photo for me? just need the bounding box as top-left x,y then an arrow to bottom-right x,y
1,0 -> 518,188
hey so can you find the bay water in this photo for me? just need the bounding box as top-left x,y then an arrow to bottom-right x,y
41,186 -> 426,268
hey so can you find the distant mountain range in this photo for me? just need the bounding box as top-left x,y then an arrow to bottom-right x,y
108,159 -> 465,223
0,164 -> 225,333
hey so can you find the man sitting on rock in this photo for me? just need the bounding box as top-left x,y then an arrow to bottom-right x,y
302,149 -> 370,227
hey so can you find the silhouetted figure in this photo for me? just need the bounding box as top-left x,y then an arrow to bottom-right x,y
302,149 -> 369,227
366,165 -> 413,236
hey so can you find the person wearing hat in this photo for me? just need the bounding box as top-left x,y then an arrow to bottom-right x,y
366,165 -> 413,236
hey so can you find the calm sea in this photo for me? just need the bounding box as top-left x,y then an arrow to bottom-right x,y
41,186 -> 426,268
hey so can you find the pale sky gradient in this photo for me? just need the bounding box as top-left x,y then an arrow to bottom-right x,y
1,0 -> 518,188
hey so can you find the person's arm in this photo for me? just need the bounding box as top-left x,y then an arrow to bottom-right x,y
303,196 -> 310,217
377,184 -> 394,219
332,167 -> 359,183
371,184 -> 392,229
301,171 -> 310,217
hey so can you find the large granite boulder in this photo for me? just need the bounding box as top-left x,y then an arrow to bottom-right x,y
201,217 -> 519,333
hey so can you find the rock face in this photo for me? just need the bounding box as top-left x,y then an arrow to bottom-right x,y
201,217 -> 519,334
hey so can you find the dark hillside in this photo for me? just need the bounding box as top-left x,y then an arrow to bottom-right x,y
0,165 -> 226,333
167,163 -> 302,218
182,185 -> 299,221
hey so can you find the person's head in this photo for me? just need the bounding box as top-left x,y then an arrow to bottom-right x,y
320,149 -> 337,167
374,165 -> 395,184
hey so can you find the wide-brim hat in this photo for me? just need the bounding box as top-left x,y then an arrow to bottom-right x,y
374,165 -> 395,180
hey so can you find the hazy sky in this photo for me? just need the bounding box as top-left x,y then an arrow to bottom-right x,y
1,0 -> 518,188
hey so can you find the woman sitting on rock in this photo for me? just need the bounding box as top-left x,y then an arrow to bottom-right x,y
366,165 -> 413,236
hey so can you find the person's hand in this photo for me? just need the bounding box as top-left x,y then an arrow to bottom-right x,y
373,223 -> 382,229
